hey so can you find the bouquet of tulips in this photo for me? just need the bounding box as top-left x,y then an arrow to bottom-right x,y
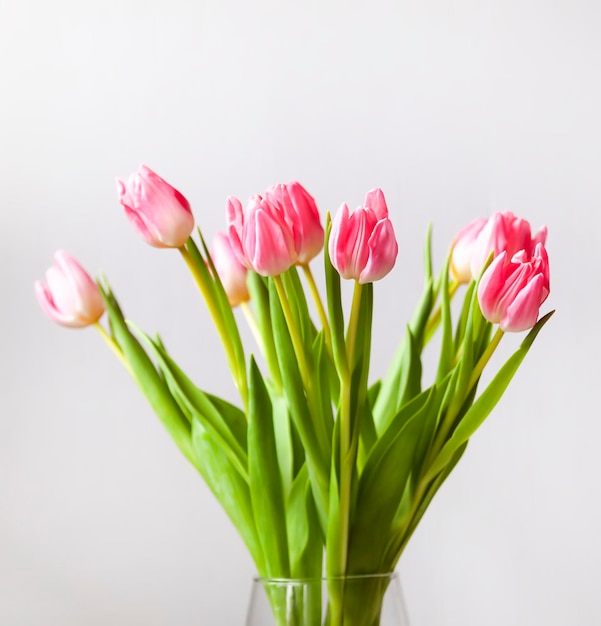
36,165 -> 552,626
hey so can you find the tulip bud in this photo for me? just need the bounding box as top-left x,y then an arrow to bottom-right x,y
264,181 -> 324,264
226,194 -> 299,277
328,189 -> 398,284
117,164 -> 194,248
211,232 -> 250,307
450,217 -> 488,283
477,243 -> 550,332
35,251 -> 105,328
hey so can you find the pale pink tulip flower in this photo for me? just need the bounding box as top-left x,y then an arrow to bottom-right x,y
264,181 -> 324,264
329,189 -> 398,284
450,217 -> 488,283
211,232 -> 250,307
117,164 -> 194,248
226,194 -> 300,277
478,243 -> 550,332
35,251 -> 105,328
470,211 -> 544,279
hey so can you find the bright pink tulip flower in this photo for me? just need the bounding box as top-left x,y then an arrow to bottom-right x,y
470,211 -> 546,279
450,217 -> 488,284
478,243 -> 550,332
35,251 -> 105,328
226,194 -> 299,277
328,189 -> 398,284
264,181 -> 324,264
211,231 -> 250,307
117,164 -> 194,248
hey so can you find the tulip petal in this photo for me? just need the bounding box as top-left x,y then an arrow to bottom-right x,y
359,219 -> 398,284
501,273 -> 545,332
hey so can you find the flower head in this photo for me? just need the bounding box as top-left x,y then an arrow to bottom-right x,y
478,243 -> 550,332
450,217 -> 488,283
264,181 -> 324,264
226,194 -> 299,277
35,251 -> 105,328
117,164 -> 194,248
328,188 -> 398,284
211,231 -> 250,307
470,211 -> 546,279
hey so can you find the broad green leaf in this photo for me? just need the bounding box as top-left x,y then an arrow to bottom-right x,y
248,358 -> 290,577
453,281 -> 476,353
138,335 -> 248,480
190,419 -> 265,575
426,311 -> 554,480
346,388 -> 441,574
286,465 -> 323,578
384,441 -> 468,568
99,285 -> 194,466
374,326 -> 422,435
374,279 -> 433,429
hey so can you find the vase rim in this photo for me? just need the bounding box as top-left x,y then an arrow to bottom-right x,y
254,572 -> 397,585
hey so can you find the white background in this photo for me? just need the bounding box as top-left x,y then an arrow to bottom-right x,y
1,1 -> 599,624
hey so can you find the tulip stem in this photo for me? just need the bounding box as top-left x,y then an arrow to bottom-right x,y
301,263 -> 333,357
240,302 -> 264,354
94,322 -> 133,376
179,246 -> 249,410
334,281 -> 364,578
272,275 -> 329,460
424,279 -> 460,344
469,326 -> 505,390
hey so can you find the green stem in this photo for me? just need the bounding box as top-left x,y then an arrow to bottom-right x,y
468,326 -> 504,390
179,246 -> 249,410
302,262 -> 333,357
333,282 -> 364,580
424,279 -> 459,344
94,322 -> 132,375
240,301 -> 264,354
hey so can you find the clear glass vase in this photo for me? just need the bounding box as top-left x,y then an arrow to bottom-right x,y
245,573 -> 409,626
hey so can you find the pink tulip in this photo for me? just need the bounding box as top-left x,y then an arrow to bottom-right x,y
450,217 -> 488,284
117,164 -> 194,248
478,243 -> 550,332
226,194 -> 299,277
264,181 -> 324,264
34,251 -> 105,328
328,189 -> 398,284
470,211 -> 546,279
211,232 -> 250,307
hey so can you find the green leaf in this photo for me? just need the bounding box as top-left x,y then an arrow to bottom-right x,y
190,419 -> 265,574
324,215 -> 348,379
286,465 -> 323,578
99,285 -> 194,466
347,388 -> 441,574
270,280 -> 329,532
374,326 -> 422,435
137,334 -> 248,480
426,311 -> 555,480
435,252 -> 454,383
282,266 -> 317,353
247,272 -> 283,390
373,279 -> 433,430
384,441 -> 468,568
248,358 -> 290,577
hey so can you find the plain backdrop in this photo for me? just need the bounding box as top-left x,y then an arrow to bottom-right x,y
1,1 -> 599,625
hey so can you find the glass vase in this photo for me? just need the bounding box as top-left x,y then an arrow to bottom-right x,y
245,573 -> 409,626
